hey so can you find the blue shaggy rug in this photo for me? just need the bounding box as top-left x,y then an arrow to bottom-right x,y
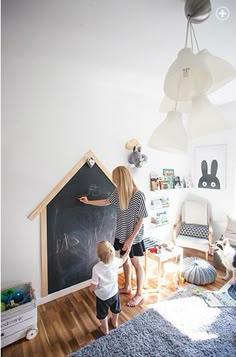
69,285 -> 236,357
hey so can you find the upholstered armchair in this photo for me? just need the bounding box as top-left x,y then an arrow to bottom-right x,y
173,200 -> 213,260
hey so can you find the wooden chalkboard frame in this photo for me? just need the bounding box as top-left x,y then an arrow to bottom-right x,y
28,150 -> 113,296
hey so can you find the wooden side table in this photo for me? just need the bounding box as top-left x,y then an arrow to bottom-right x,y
153,246 -> 183,291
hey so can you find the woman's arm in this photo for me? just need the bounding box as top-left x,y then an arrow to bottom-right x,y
78,196 -> 110,206
123,217 -> 144,250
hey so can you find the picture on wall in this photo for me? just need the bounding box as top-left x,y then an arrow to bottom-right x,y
194,145 -> 227,190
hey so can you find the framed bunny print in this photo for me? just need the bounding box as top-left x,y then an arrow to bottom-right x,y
194,145 -> 227,190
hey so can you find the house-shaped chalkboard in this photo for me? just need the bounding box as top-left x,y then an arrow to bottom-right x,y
28,150 -> 116,296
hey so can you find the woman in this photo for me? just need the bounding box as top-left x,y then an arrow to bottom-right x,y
79,166 -> 148,307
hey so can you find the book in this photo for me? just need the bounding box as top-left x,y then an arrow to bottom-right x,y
194,288 -> 236,307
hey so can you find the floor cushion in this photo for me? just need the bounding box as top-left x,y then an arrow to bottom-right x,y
182,257 -> 217,285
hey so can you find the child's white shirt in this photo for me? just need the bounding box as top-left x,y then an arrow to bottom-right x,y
91,257 -> 123,301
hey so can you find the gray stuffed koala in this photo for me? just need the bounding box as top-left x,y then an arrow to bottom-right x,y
128,146 -> 148,168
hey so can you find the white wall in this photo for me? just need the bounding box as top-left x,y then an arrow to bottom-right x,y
2,0 -> 236,302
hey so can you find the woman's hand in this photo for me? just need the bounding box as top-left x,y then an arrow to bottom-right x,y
123,239 -> 132,252
78,196 -> 89,204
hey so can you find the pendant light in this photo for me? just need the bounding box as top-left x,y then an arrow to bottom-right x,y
163,19 -> 212,101
148,0 -> 235,153
197,49 -> 236,94
148,111 -> 188,153
185,94 -> 228,139
159,96 -> 192,113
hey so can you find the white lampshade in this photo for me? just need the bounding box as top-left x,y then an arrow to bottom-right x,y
159,96 -> 192,113
164,48 -> 212,101
185,94 -> 228,139
197,49 -> 236,94
148,111 -> 188,153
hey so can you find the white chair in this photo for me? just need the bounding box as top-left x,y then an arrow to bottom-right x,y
173,200 -> 213,260
224,216 -> 236,247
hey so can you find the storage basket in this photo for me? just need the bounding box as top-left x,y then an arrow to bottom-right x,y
1,282 -> 38,348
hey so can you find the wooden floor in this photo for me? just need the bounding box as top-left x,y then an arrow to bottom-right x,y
1,249 -> 227,357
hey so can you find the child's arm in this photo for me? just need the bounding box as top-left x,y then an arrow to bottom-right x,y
89,283 -> 97,293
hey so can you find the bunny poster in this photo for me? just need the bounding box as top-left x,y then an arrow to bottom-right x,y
194,145 -> 227,190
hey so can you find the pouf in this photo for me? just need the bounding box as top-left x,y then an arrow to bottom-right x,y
182,257 -> 217,285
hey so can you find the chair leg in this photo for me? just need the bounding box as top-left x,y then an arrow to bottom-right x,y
205,251 -> 209,261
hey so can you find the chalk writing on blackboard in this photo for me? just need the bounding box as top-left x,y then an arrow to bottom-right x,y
56,233 -> 80,254
79,183 -> 101,197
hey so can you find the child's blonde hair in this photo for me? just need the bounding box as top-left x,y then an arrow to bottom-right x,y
97,241 -> 115,264
112,166 -> 137,209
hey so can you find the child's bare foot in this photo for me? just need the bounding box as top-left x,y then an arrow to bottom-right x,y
119,287 -> 132,294
98,325 -> 109,335
126,294 -> 144,307
109,318 -> 118,329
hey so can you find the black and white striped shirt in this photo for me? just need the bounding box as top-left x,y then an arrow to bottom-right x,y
109,189 -> 148,244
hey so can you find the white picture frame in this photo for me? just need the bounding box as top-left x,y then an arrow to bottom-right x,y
194,145 -> 227,190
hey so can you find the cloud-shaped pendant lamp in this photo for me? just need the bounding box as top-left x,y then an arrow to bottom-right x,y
148,111 -> 188,153
164,48 -> 212,101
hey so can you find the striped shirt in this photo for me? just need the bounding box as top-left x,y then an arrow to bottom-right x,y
109,189 -> 148,244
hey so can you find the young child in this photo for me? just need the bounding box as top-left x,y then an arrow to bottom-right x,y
90,240 -> 130,335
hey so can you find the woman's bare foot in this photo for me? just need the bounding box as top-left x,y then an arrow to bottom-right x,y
126,294 -> 144,307
119,287 -> 132,294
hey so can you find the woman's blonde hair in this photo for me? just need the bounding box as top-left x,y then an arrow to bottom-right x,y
112,166 -> 136,209
97,241 -> 115,264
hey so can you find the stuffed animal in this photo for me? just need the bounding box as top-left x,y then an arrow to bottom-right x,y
128,145 -> 148,168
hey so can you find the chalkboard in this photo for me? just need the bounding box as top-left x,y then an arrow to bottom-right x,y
47,163 -> 116,294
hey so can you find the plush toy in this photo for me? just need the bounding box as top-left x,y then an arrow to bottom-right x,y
128,145 -> 148,168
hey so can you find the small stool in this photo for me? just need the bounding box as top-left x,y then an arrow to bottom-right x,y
182,257 -> 217,285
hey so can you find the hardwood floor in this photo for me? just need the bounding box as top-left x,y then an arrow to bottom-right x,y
1,249 -> 227,357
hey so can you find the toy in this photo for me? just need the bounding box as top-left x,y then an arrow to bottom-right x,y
13,290 -> 25,303
1,288 -> 15,304
125,139 -> 148,168
128,146 -> 148,168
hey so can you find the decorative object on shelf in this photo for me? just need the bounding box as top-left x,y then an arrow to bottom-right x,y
162,181 -> 171,190
125,139 -> 148,168
194,145 -> 226,190
163,169 -> 175,189
151,211 -> 169,226
150,171 -> 185,190
151,197 -> 170,209
174,176 -> 181,188
151,198 -> 163,209
148,0 -> 235,153
150,198 -> 170,227
161,197 -> 170,208
184,176 -> 194,188
150,172 -> 163,191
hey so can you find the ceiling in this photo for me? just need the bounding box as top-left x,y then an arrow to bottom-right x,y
2,0 -> 236,104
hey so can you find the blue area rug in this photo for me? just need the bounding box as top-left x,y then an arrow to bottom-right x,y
69,285 -> 236,357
